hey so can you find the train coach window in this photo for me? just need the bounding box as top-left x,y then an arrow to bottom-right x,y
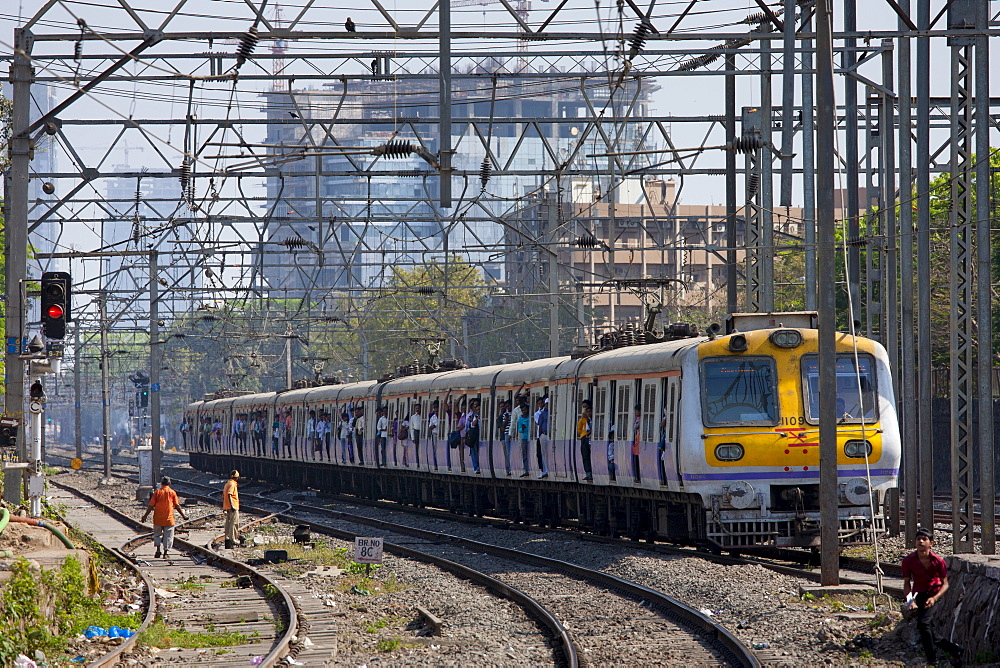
801,354 -> 878,423
701,357 -> 778,426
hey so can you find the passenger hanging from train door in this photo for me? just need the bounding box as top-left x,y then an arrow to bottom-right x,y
498,399 -> 512,476
376,405 -> 388,468
398,412 -> 410,467
339,410 -> 353,463
578,399 -> 593,482
456,397 -> 468,473
466,398 -> 482,474
516,397 -> 531,477
534,397 -> 549,479
271,413 -> 281,457
632,404 -> 642,484
444,397 -> 455,471
409,402 -> 422,468
307,410 -> 318,461
354,406 -> 366,465
427,400 -> 440,471
282,408 -> 293,458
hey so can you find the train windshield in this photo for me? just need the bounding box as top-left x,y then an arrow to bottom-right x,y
701,357 -> 778,426
801,354 -> 878,423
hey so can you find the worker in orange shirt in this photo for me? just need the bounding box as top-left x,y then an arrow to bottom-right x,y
223,469 -> 241,549
141,476 -> 188,558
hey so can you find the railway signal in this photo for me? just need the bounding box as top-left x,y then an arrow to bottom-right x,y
40,271 -> 71,340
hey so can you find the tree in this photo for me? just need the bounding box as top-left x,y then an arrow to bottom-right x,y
345,257 -> 488,375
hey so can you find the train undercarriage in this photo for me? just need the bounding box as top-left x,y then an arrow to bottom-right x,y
190,454 -> 885,550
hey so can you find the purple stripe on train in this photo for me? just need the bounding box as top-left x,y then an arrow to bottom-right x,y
683,468 -> 898,481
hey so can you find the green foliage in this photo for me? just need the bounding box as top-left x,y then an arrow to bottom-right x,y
0,555 -> 140,664
175,576 -> 206,591
136,617 -> 248,649
375,637 -> 405,652
975,649 -> 999,664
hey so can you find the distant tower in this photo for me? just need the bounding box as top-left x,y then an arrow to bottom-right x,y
272,4 -> 287,92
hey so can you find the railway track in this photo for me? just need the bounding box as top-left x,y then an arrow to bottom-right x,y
47,479 -> 298,667
170,463 -> 904,600
171,476 -> 759,667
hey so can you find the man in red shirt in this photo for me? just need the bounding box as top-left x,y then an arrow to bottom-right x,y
141,477 -> 188,558
901,527 -> 960,664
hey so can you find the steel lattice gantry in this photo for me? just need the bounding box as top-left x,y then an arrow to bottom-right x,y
0,0 -> 998,551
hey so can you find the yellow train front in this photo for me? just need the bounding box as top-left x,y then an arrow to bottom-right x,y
681,314 -> 900,549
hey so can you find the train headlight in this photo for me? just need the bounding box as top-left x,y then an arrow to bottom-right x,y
715,443 -> 745,461
842,477 -> 871,506
844,440 -> 873,458
728,334 -> 748,353
727,480 -> 756,509
769,329 -> 802,348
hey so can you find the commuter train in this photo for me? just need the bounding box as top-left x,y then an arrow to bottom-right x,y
186,312 -> 900,549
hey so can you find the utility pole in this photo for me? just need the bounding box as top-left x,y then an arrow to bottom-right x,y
725,52 -> 738,316
150,251 -> 162,484
438,0 -> 452,207
816,0 -> 840,586
74,323 -> 83,460
99,297 -> 112,481
3,27 -> 33,504
548,194 -> 559,357
285,324 -> 294,389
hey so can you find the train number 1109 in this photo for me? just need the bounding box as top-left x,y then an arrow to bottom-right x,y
779,416 -> 807,426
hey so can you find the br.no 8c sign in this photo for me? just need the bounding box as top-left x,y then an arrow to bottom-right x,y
353,536 -> 384,564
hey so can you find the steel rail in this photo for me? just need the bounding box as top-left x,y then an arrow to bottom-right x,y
174,478 -> 757,667
48,479 -> 299,668
43,498 -> 158,668
171,482 -> 580,668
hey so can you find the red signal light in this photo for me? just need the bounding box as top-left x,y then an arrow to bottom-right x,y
47,304 -> 65,319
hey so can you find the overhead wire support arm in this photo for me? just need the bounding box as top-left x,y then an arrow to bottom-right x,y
27,25 -> 164,136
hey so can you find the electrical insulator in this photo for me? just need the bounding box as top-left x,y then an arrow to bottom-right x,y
235,25 -> 259,70
479,157 -> 491,190
628,21 -> 651,61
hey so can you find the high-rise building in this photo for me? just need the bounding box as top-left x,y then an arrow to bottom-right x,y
261,75 -> 657,295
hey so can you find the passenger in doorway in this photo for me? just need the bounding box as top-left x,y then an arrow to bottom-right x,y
902,527 -> 962,665
466,399 -> 482,474
534,397 -> 549,479
498,399 -> 513,476
353,406 -> 366,465
376,406 -> 389,468
632,404 -> 642,484
409,403 -> 422,468
427,401 -> 440,471
339,411 -> 353,463
516,398 -> 531,477
179,420 -> 190,451
141,476 -> 187,558
578,400 -> 593,481
306,410 -> 318,460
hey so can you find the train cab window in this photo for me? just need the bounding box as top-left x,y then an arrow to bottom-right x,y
701,357 -> 779,426
801,354 -> 879,423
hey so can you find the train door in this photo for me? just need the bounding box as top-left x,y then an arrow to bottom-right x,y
615,381 -> 632,484
640,379 -> 658,487
602,380 -> 616,481
662,375 -> 682,487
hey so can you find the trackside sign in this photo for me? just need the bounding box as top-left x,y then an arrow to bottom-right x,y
353,536 -> 384,564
